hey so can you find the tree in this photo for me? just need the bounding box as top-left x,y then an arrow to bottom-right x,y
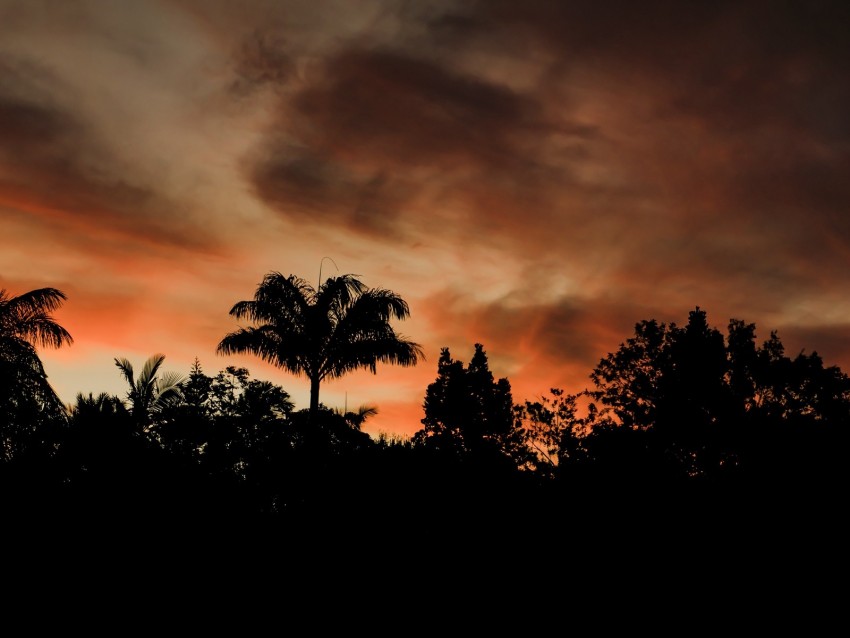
182,357 -> 213,417
199,366 -> 296,491
513,388 -> 594,476
114,353 -> 186,430
589,308 -> 736,477
589,317 -> 673,431
61,392 -> 136,483
335,404 -> 379,430
587,307 -> 850,482
216,272 -> 423,424
414,344 -> 529,468
0,287 -> 73,462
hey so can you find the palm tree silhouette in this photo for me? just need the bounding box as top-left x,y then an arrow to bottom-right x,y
0,287 -> 73,459
335,404 -> 379,429
114,353 -> 185,430
0,287 -> 73,358
217,272 -> 423,424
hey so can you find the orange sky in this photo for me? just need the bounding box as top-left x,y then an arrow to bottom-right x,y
3,0 -> 850,438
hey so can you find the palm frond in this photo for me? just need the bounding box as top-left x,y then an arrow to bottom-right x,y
228,299 -> 259,320
139,353 -> 167,387
317,274 -> 367,320
13,314 -> 74,349
158,370 -> 187,393
217,326 -> 311,377
217,327 -> 273,357
357,288 -> 412,321
357,404 -> 379,419
321,289 -> 421,378
114,357 -> 136,386
230,273 -> 312,329
254,272 -> 313,317
331,290 -> 411,337
152,383 -> 184,412
323,333 -> 423,379
0,288 -> 73,349
4,288 -> 68,315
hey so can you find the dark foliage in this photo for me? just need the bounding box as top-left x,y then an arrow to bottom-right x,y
2,297 -> 848,539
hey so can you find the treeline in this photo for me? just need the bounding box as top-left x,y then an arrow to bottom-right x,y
2,284 -> 849,528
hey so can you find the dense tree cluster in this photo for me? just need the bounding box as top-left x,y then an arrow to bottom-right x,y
2,280 -> 848,528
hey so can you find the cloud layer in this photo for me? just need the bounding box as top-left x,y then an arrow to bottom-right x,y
2,0 -> 849,436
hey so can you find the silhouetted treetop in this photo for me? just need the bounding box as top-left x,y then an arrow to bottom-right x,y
217,272 -> 423,423
414,343 -> 530,468
1,287 -> 72,462
586,306 -> 850,479
0,287 -> 73,351
114,354 -> 186,430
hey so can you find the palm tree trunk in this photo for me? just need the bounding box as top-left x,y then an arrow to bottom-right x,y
309,374 -> 320,424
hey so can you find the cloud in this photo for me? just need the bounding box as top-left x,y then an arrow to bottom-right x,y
417,284 -> 669,396
290,48 -> 535,167
229,29 -> 294,95
246,44 -> 596,239
5,0 -> 850,439
249,144 -> 415,236
777,324 -> 850,369
435,0 -> 850,322
0,54 -> 215,252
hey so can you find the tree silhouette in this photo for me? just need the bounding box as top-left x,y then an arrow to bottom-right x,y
587,306 -> 850,483
60,392 -> 136,488
216,272 -> 423,424
114,353 -> 186,430
415,344 -> 529,468
588,308 -> 739,478
514,388 -> 593,477
335,404 -> 379,429
0,287 -> 73,462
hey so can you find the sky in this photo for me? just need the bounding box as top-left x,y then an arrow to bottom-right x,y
2,0 -> 850,438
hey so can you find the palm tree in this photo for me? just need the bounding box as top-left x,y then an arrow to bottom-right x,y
334,404 -> 379,430
72,392 -> 129,421
217,272 -> 423,424
0,287 -> 73,351
0,287 -> 73,460
114,353 -> 186,430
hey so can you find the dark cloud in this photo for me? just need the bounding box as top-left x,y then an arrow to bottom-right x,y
298,3 -> 844,308
0,99 -> 75,151
290,48 -> 532,168
425,0 -> 734,77
425,12 -> 483,41
0,54 -> 213,250
0,56 -> 148,213
0,56 -> 82,151
248,45 -> 594,237
472,1 -> 850,82
229,29 -> 293,95
457,1 -> 850,190
453,0 -> 850,308
250,143 -> 412,235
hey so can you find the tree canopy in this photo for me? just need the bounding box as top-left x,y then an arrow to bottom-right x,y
217,272 -> 423,423
2,286 -> 849,532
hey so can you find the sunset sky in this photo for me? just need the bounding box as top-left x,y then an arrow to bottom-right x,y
2,0 -> 849,438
